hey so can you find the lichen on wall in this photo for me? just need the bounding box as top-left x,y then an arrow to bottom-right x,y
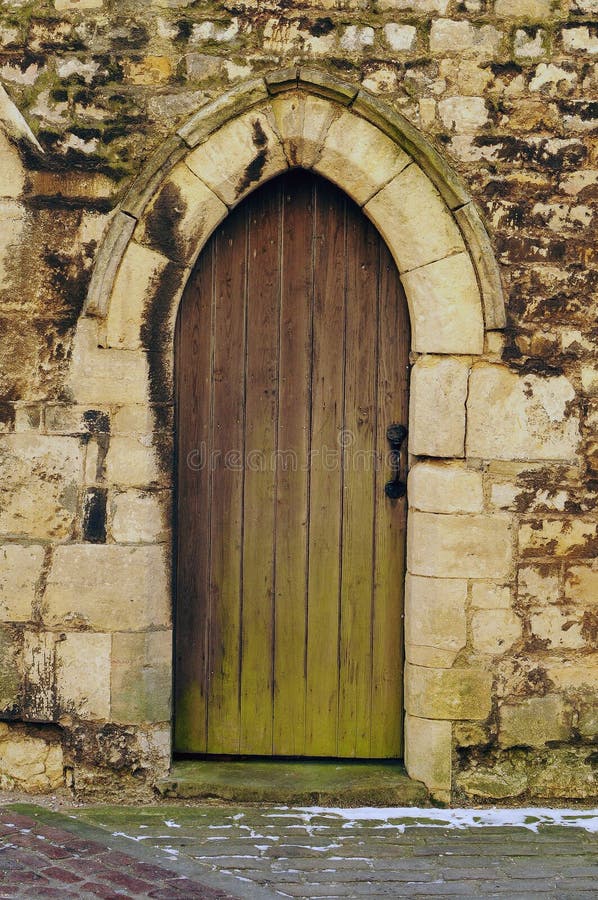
0,0 -> 596,801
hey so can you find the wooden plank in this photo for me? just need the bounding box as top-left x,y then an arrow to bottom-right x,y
174,241 -> 214,753
205,204 -> 248,753
239,181 -> 281,754
370,239 -> 410,757
273,171 -> 314,755
337,207 -> 379,758
305,179 -> 347,757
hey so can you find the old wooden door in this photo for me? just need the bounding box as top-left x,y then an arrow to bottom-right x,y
175,170 -> 410,758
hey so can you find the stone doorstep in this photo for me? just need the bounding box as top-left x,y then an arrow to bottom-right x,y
2,803 -> 277,900
155,759 -> 430,806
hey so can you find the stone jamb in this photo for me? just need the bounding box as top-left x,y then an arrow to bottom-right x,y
68,68 -> 508,801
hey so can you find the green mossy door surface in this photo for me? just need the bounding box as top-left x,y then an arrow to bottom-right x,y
174,170 -> 410,758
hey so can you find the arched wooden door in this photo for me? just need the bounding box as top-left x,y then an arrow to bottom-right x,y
174,170 -> 410,758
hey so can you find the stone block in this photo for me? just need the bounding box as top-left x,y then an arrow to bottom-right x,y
402,254 -> 484,354
110,489 -> 169,543
135,163 -> 227,267
530,606 -> 586,650
471,582 -> 512,609
406,645 -> 462,668
379,0 -> 449,11
383,23 -> 417,51
578,703 -> 598,739
0,201 -> 27,287
0,544 -> 44,622
438,97 -> 488,131
562,26 -> 598,53
408,512 -> 512,579
365,165 -> 464,273
453,722 -> 491,747
514,29 -> 548,60
186,109 -> 287,207
546,657 -> 598,691
0,133 -> 25,198
408,462 -> 483,514
499,696 -> 571,748
430,20 -> 502,56
565,565 -> 598,605
495,0 -> 560,17
0,436 -> 83,540
105,436 -> 163,487
54,0 -> 103,8
518,566 -> 560,604
104,242 -> 170,349
177,80 -> 269,149
56,632 -> 111,720
457,764 -> 528,799
0,626 -> 21,716
408,356 -> 469,458
111,631 -> 172,723
14,404 -> 41,433
405,663 -> 492,720
69,320 -> 150,405
111,404 -> 169,437
404,715 -> 451,793
529,748 -> 597,799
0,731 -> 63,793
270,92 -> 338,169
519,518 -> 596,558
315,112 -> 410,206
467,365 -> 580,461
430,18 -> 475,51
44,545 -> 170,632
123,56 -> 173,86
340,25 -> 374,51
22,632 -> 56,722
471,609 -> 522,654
405,574 -> 467,665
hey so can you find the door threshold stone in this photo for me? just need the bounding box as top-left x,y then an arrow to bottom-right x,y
156,759 -> 430,806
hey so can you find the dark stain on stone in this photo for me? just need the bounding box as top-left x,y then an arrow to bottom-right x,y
0,403 -> 15,430
252,119 -> 268,148
517,357 -> 564,377
43,250 -> 91,332
236,120 -> 269,196
581,609 -> 598,649
473,135 -> 588,171
558,100 -> 598,121
176,19 -> 193,41
141,260 -> 185,471
66,722 -> 140,771
329,57 -> 357,72
489,61 -> 523,76
144,181 -> 188,263
82,487 -> 107,543
109,22 -> 150,51
308,17 -> 334,36
83,410 -> 110,435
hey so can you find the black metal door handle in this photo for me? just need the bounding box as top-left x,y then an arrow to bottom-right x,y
385,423 -> 407,499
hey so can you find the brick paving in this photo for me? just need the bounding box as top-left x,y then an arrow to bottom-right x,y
0,810 -> 237,900
0,804 -> 597,899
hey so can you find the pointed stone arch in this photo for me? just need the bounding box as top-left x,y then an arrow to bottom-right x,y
67,68 -> 509,802
83,67 -> 504,351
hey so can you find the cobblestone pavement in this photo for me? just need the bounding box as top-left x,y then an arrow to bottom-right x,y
0,804 -> 597,899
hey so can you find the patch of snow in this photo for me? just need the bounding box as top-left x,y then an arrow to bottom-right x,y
164,819 -> 181,828
286,807 -> 598,833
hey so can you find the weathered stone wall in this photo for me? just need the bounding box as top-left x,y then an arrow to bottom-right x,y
0,0 -> 596,801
